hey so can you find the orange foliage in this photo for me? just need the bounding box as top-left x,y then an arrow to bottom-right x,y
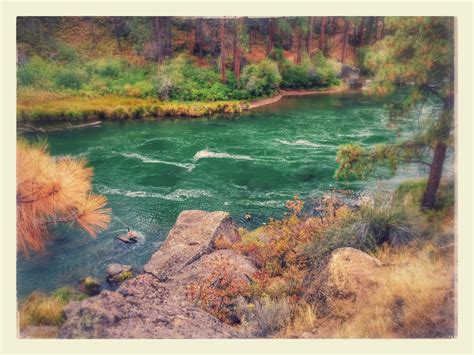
185,257 -> 249,323
16,140 -> 111,255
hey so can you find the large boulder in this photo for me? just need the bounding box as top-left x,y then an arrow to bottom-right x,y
304,247 -> 383,318
144,210 -> 240,281
338,64 -> 361,87
59,210 -> 252,339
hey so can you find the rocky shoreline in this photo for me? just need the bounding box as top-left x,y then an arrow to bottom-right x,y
56,209 -> 386,339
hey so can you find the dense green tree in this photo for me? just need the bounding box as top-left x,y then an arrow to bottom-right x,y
335,17 -> 455,209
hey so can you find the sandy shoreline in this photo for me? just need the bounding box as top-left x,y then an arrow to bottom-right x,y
246,85 -> 351,110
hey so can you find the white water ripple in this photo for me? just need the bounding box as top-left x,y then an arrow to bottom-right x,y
276,139 -> 323,148
117,152 -> 195,171
193,149 -> 254,161
96,185 -> 211,201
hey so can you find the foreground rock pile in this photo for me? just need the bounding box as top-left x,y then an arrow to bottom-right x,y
59,210 -> 253,339
59,210 -> 389,339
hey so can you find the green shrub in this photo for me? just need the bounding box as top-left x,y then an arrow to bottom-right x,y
51,286 -> 87,303
241,59 -> 281,97
306,190 -> 424,266
55,68 -> 84,89
280,53 -> 340,89
54,41 -> 78,63
17,56 -> 55,88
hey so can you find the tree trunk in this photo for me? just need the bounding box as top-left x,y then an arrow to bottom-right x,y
421,95 -> 454,209
296,31 -> 302,64
165,17 -> 172,57
112,17 -> 123,52
233,18 -> 242,82
195,18 -> 203,57
267,18 -> 275,56
152,17 -> 164,62
380,18 -> 385,40
373,16 -> 379,43
421,143 -> 447,209
306,16 -> 314,55
359,17 -> 365,47
220,18 -> 227,84
341,19 -> 349,63
319,17 -> 326,52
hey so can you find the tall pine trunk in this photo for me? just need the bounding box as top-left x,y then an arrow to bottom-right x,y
319,17 -> 326,52
195,18 -> 203,57
112,17 -> 123,52
306,17 -> 314,55
220,18 -> 227,84
421,143 -> 447,209
359,17 -> 365,47
266,18 -> 275,56
296,31 -> 302,64
233,18 -> 243,82
152,17 -> 164,62
421,95 -> 454,209
341,19 -> 349,63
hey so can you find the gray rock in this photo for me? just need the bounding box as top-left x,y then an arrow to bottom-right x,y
106,263 -> 125,277
144,210 -> 240,281
59,274 -> 241,339
338,64 -> 361,87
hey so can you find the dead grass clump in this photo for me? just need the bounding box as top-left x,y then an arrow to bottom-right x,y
326,245 -> 455,338
19,292 -> 66,329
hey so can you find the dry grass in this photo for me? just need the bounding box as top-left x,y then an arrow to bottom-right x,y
294,243 -> 455,338
18,292 -> 66,329
17,90 -> 243,122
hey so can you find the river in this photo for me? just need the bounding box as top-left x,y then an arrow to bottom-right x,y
17,91 -> 434,297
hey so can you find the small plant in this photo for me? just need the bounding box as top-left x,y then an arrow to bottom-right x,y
185,256 -> 249,323
19,292 -> 66,328
285,195 -> 304,215
79,276 -> 101,296
252,296 -> 293,336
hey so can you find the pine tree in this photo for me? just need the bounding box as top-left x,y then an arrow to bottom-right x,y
17,140 -> 111,255
335,17 -> 455,209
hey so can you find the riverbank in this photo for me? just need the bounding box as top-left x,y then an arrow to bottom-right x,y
248,84 -> 350,109
17,85 -> 351,123
19,180 -> 456,338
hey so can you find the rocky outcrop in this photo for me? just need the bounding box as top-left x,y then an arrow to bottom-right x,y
304,247 -> 383,317
59,210 -> 253,339
144,210 -> 240,281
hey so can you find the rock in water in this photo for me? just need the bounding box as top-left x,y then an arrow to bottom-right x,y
106,264 -> 133,284
144,210 -> 240,281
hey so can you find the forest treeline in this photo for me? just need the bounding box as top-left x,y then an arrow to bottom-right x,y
16,16 -> 387,106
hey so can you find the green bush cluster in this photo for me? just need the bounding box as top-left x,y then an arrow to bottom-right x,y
280,53 -> 341,89
305,189 -> 427,266
18,52 -> 341,103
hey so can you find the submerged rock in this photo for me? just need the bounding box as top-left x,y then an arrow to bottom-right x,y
59,210 -> 252,339
78,276 -> 101,296
106,264 -> 133,284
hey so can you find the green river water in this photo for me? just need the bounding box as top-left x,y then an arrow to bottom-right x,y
18,92 -> 431,297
